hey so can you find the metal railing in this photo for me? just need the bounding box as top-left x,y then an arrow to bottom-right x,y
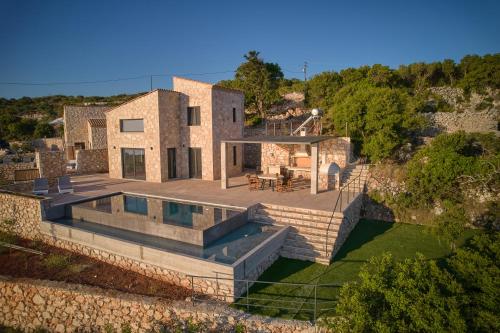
0,241 -> 44,255
188,274 -> 341,323
324,159 -> 368,258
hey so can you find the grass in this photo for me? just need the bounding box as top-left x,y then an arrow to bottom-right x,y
42,253 -> 72,270
234,219 -> 478,321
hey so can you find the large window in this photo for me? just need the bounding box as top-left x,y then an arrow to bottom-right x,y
121,148 -> 146,180
120,119 -> 144,132
187,107 -> 201,126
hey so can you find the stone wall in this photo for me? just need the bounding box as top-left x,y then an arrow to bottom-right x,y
0,278 -> 314,333
63,106 -> 109,148
88,125 -> 107,150
32,138 -> 64,151
330,193 -> 363,260
423,109 -> 498,136
36,151 -> 66,186
243,143 -> 261,168
0,162 -> 36,181
75,149 -> 108,174
0,191 -> 45,239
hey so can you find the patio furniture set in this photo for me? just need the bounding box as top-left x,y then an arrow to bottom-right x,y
246,165 -> 306,192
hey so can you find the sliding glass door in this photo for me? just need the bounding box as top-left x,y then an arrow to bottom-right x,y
122,148 -> 146,180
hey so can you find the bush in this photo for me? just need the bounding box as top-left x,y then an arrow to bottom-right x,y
42,253 -> 71,269
330,253 -> 466,332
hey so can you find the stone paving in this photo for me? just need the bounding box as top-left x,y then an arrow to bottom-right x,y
47,173 -> 354,212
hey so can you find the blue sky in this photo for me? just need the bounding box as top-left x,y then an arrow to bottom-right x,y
0,0 -> 499,98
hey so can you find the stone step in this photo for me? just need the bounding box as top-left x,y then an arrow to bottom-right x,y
255,206 -> 343,220
257,205 -> 338,218
253,218 -> 340,236
286,229 -> 338,244
281,245 -> 330,263
285,235 -> 336,253
253,213 -> 342,229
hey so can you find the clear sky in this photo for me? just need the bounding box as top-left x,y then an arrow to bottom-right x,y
0,0 -> 499,98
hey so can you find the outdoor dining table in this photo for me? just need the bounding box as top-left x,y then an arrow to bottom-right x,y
257,174 -> 284,191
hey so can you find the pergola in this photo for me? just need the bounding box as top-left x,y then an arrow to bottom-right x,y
221,135 -> 335,194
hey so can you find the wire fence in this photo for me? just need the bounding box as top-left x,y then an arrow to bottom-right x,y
188,275 -> 342,322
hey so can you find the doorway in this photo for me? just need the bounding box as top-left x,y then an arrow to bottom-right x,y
122,148 -> 146,180
167,148 -> 177,179
188,148 -> 202,179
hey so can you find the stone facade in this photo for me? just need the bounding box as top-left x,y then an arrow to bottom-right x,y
106,77 -> 244,182
423,109 -> 499,136
0,162 -> 36,181
0,278 -> 314,333
35,151 -> 66,186
87,120 -> 107,150
75,149 -> 108,174
63,106 -> 109,148
32,138 -> 64,151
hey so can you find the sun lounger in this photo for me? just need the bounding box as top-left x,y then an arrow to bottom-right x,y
32,178 -> 49,195
57,175 -> 74,194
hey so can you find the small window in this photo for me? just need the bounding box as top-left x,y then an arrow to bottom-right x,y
187,106 -> 201,126
232,145 -> 237,166
74,142 -> 85,150
232,108 -> 236,122
120,119 -> 144,132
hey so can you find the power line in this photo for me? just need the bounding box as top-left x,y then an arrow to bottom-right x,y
0,70 -> 236,86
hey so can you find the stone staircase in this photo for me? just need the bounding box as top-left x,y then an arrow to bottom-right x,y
251,204 -> 347,264
340,163 -> 369,192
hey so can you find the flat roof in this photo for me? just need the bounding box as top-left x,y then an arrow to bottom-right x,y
222,135 -> 335,145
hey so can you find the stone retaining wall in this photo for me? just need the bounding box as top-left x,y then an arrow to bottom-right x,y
0,162 -> 36,181
75,149 -> 109,174
0,191 -> 45,239
0,277 -> 314,333
36,151 -> 66,186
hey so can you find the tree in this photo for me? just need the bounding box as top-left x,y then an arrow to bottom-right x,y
447,232 -> 500,333
328,82 -> 424,161
433,200 -> 468,250
330,253 -> 466,332
305,71 -> 342,110
33,121 -> 56,138
233,51 -> 284,118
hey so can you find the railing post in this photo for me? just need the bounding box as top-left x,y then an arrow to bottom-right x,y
314,285 -> 317,323
246,280 -> 250,312
265,121 -> 268,135
273,123 -> 276,136
191,275 -> 194,306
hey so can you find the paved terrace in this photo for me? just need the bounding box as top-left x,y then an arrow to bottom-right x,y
47,174 -> 357,212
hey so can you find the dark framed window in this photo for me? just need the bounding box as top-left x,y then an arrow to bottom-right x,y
121,148 -> 146,180
187,107 -> 201,126
120,119 -> 144,132
232,108 -> 236,122
232,145 -> 237,166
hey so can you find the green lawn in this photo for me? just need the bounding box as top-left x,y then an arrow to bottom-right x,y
234,219 -> 478,321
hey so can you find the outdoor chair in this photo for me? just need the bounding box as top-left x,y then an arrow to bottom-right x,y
276,175 -> 293,192
32,178 -> 49,195
57,175 -> 74,194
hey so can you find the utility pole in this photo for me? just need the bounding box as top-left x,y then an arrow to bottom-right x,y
303,61 -> 308,82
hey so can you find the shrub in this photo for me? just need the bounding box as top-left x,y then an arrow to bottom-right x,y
42,253 -> 71,269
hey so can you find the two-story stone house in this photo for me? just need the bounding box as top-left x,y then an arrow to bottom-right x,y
105,77 -> 244,182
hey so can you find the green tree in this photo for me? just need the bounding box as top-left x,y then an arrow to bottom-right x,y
447,232 -> 500,333
233,50 -> 284,117
329,82 -> 424,161
331,253 -> 466,333
306,71 -> 342,109
433,200 -> 468,250
33,122 -> 55,138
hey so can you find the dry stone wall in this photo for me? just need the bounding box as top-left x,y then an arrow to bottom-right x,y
75,149 -> 108,174
0,278 -> 314,333
36,151 -> 66,186
0,191 -> 45,239
0,162 -> 36,181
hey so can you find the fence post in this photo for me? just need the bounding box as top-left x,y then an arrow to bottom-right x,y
314,285 -> 317,323
246,280 -> 250,312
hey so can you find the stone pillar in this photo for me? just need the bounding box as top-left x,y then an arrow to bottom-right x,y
310,143 -> 319,194
221,142 -> 228,189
